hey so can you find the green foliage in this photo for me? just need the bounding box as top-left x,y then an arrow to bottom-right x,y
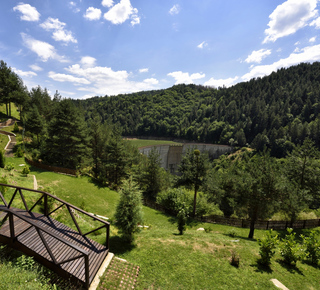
22,164 -> 30,175
257,230 -> 278,266
5,162 -> 14,171
114,177 -> 143,243
15,255 -> 35,271
301,230 -> 320,265
279,228 -> 301,266
13,122 -> 19,133
177,205 -> 187,235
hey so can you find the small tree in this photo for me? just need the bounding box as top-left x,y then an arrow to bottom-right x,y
177,204 -> 187,235
114,176 -> 143,243
258,230 -> 278,266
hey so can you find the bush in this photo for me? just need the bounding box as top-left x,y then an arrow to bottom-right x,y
22,165 -> 30,175
5,163 -> 14,171
13,122 -> 19,133
301,230 -> 320,265
258,230 -> 278,266
157,188 -> 216,217
177,205 -> 187,235
279,228 -> 301,266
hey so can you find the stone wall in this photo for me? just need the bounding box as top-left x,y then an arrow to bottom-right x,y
139,143 -> 232,173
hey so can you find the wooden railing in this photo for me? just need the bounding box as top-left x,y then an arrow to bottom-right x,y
0,183 -> 110,289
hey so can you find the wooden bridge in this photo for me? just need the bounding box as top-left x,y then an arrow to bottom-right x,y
0,183 -> 111,289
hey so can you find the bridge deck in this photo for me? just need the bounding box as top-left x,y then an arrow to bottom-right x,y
0,205 -> 109,288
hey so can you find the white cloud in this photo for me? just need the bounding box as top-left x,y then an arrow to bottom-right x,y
40,18 -> 77,44
48,71 -> 91,84
263,0 -> 318,43
13,67 -> 37,78
197,41 -> 207,49
309,36 -> 317,42
143,78 -> 158,85
21,33 -> 67,62
52,61 -> 160,96
310,16 -> 320,28
13,3 -> 40,21
242,44 -> 320,81
245,49 -> 272,63
52,30 -> 77,44
139,68 -> 149,73
80,56 -> 97,68
102,0 -> 114,8
204,76 -> 239,88
69,2 -> 80,13
84,7 -> 102,21
167,71 -> 205,84
169,4 -> 180,15
104,0 -> 140,26
29,64 -> 43,71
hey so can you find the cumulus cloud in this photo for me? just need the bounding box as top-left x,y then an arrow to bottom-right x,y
102,0 -> 114,8
169,4 -> 180,15
204,76 -> 239,88
263,0 -> 318,43
197,41 -> 207,49
104,0 -> 140,26
21,33 -> 67,62
48,71 -> 91,84
40,18 -> 77,44
168,71 -> 205,84
310,16 -> 320,28
80,56 -> 97,68
139,68 -> 149,73
84,7 -> 102,21
13,67 -> 37,78
245,49 -> 272,63
29,64 -> 43,71
309,36 -> 317,42
46,60 -> 160,97
242,44 -> 320,81
13,3 -> 40,21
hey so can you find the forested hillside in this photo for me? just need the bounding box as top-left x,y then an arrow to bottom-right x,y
79,62 -> 320,157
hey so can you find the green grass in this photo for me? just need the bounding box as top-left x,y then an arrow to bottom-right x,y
0,134 -> 9,150
126,138 -> 181,148
1,157 -> 320,289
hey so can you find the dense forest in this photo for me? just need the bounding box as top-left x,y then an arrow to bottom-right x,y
78,62 -> 320,157
2,60 -> 320,239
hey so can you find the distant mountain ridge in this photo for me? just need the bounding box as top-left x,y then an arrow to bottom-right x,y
78,62 -> 320,157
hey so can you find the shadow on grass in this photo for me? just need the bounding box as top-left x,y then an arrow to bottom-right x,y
88,177 -> 107,189
250,261 -> 273,274
109,235 -> 136,255
276,259 -> 304,275
301,260 -> 320,269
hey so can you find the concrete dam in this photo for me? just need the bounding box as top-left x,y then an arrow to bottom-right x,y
139,143 -> 232,174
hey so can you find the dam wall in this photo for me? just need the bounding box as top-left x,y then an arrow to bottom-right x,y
139,143 -> 232,174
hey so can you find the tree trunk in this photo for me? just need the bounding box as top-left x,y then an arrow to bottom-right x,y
192,185 -> 198,217
248,207 -> 258,239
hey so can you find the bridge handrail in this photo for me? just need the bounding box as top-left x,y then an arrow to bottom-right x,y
0,204 -> 90,287
0,183 -> 110,249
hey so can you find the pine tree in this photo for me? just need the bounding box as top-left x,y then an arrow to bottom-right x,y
114,176 -> 143,243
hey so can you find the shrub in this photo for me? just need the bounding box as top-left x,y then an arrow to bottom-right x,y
230,250 -> 240,267
14,146 -> 24,157
13,122 -> 19,133
22,165 -> 30,175
258,230 -> 278,266
227,228 -> 238,238
5,163 -> 14,171
279,228 -> 301,266
301,230 -> 320,265
177,205 -> 187,235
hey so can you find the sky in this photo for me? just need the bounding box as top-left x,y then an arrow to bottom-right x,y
1,0 -> 320,99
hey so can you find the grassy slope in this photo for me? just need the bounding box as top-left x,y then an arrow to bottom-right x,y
126,139 -> 181,148
1,158 -> 318,290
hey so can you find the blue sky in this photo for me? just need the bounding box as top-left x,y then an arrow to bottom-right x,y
1,0 -> 320,99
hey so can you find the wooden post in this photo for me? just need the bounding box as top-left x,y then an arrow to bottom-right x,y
84,255 -> 89,289
44,194 -> 48,216
9,212 -> 15,243
106,225 -> 110,249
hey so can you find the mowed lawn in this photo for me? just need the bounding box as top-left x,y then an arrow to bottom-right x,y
1,157 -> 320,289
